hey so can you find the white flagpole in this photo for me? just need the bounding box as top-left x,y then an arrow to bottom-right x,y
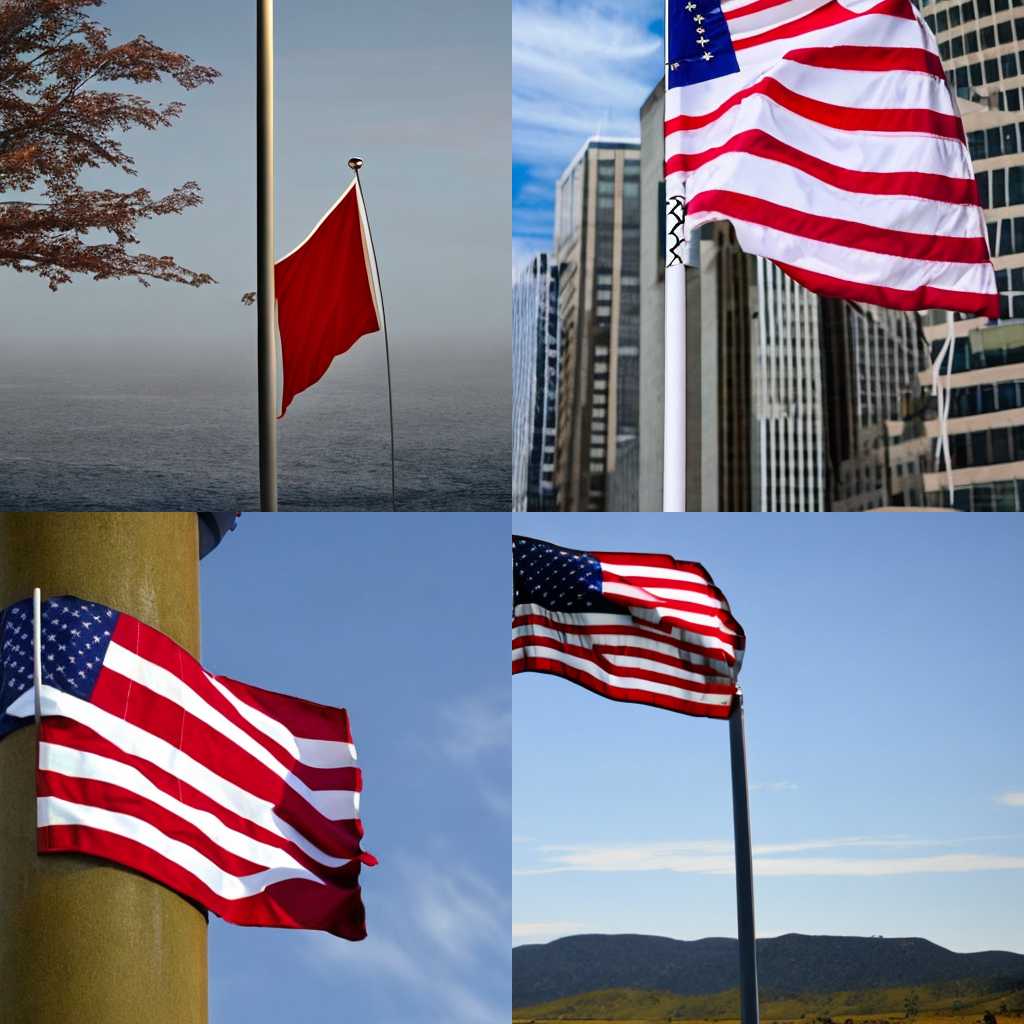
729,691 -> 760,1024
32,587 -> 42,724
663,0 -> 687,511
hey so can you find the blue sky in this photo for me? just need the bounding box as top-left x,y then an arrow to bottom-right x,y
512,513 -> 1024,955
513,0 -> 663,269
200,514 -> 508,1022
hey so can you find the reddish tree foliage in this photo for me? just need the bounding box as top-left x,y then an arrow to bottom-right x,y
0,0 -> 219,289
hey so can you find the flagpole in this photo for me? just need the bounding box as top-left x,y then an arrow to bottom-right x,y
32,586 -> 42,723
257,0 -> 278,511
729,691 -> 760,1024
663,0 -> 686,511
349,159 -> 398,512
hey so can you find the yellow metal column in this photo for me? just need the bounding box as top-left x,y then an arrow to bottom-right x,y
0,512 -> 208,1024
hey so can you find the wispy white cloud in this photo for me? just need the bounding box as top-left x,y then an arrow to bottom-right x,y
433,690 -> 511,820
307,853 -> 509,1023
996,792 -> 1024,807
514,835 -> 1024,878
512,0 -> 661,252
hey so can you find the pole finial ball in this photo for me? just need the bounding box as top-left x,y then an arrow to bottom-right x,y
347,157 -> 364,171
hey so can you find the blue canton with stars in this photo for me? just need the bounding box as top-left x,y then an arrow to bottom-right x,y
513,536 -> 623,614
0,595 -> 119,740
668,0 -> 740,88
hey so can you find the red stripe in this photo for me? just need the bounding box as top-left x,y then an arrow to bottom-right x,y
215,673 -> 352,743
40,715 -> 368,866
513,656 -> 734,720
88,671 -> 364,858
725,0 -> 806,23
666,129 -> 979,206
687,189 -> 989,263
116,613 -> 353,744
784,44 -> 944,78
664,75 -> 965,142
732,0 -> 912,51
593,551 -> 714,584
601,569 -> 733,615
599,585 -> 743,645
114,621 -> 354,790
39,771 -> 270,878
512,612 -> 736,670
774,259 -> 1000,317
38,826 -> 367,940
513,634 -> 738,695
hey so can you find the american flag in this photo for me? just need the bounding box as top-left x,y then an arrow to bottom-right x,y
0,596 -> 374,940
512,536 -> 745,718
665,0 -> 998,316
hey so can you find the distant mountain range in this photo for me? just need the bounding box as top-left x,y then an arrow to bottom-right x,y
512,933 -> 1024,1009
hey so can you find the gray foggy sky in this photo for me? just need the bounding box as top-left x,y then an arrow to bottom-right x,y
0,0 -> 510,374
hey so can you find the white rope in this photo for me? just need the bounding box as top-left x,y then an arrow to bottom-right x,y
930,311 -> 956,505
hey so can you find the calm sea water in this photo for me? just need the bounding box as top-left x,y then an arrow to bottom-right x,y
0,352 -> 509,511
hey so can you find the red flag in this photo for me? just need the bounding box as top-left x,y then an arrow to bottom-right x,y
275,179 -> 382,417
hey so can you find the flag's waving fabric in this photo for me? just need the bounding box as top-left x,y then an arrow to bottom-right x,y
665,0 -> 998,317
0,596 -> 374,940
512,536 -> 745,718
275,177 -> 382,417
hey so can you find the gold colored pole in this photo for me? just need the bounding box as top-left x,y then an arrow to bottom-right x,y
0,513 -> 208,1024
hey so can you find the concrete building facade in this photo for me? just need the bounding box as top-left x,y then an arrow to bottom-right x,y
552,138 -> 642,511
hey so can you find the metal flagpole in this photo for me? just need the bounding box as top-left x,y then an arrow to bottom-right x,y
257,0 -> 278,511
729,691 -> 761,1024
32,586 -> 42,723
349,159 -> 398,512
663,0 -> 687,511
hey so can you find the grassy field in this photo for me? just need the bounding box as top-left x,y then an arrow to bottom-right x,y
512,981 -> 1024,1022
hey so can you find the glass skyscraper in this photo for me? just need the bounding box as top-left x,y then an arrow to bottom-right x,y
512,253 -> 560,511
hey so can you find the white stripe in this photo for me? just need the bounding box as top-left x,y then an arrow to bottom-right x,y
679,210 -> 996,293
513,624 -> 734,685
104,643 -> 353,820
512,603 -> 738,660
38,795 -> 330,901
665,100 -> 974,180
512,646 -> 734,706
38,685 -> 357,865
39,741 -> 353,875
5,687 -> 34,718
202,670 -> 356,768
596,562 -> 711,586
685,151 -> 985,237
728,0 -> 838,39
602,582 -> 739,634
603,577 -> 728,612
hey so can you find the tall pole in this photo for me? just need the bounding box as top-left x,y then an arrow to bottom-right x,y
257,0 -> 278,511
729,692 -> 761,1024
663,0 -> 687,511
349,160 -> 398,513
0,513 -> 207,1024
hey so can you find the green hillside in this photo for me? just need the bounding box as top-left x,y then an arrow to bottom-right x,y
513,979 -> 1024,1021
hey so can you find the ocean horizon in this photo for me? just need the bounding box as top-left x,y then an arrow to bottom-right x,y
0,349 -> 509,511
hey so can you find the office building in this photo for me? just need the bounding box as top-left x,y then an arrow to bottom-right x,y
552,138 -> 642,511
512,252 -> 560,511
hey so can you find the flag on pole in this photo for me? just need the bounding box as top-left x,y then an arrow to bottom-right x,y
0,595 -> 374,940
275,177 -> 382,417
512,536 -> 745,717
664,0 -> 998,317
